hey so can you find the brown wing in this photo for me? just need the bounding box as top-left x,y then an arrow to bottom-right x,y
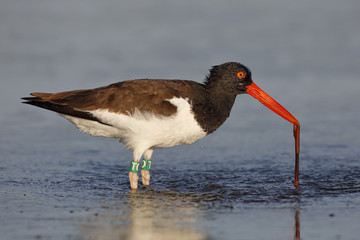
22,79 -> 204,121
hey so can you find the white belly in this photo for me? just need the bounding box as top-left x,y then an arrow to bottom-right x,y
61,97 -> 206,151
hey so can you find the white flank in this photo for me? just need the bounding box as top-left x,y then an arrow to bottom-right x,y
60,97 -> 206,160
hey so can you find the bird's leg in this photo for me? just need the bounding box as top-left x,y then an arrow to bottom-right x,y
141,159 -> 152,185
129,160 -> 139,189
141,149 -> 153,186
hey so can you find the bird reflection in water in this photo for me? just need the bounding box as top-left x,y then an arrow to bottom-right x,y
124,189 -> 207,240
80,188 -> 207,240
79,189 -> 301,240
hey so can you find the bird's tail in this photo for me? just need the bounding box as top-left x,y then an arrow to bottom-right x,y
21,93 -> 108,125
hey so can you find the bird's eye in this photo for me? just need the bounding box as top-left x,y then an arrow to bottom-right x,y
237,72 -> 246,79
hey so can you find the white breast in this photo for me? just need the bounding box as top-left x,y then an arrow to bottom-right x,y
61,97 -> 206,152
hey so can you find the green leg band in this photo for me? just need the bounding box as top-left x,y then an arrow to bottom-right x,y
129,160 -> 139,173
141,159 -> 152,171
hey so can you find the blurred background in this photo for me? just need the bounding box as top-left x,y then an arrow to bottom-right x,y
1,0 -> 360,149
1,0 -> 359,239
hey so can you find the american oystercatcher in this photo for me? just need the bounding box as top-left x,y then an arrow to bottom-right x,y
22,62 -> 300,189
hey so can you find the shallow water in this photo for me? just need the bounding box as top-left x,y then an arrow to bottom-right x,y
1,0 -> 360,239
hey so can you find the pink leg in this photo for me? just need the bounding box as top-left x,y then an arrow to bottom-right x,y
128,160 -> 140,190
141,149 -> 153,186
129,172 -> 139,190
141,170 -> 150,186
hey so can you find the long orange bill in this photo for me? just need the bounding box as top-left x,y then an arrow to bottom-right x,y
246,82 -> 300,188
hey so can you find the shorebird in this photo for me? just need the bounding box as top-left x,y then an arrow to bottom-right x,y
22,62 -> 300,189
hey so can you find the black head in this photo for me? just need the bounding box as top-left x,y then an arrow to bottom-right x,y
205,62 -> 253,94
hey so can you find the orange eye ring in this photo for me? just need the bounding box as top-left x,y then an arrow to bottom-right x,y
237,71 -> 246,79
